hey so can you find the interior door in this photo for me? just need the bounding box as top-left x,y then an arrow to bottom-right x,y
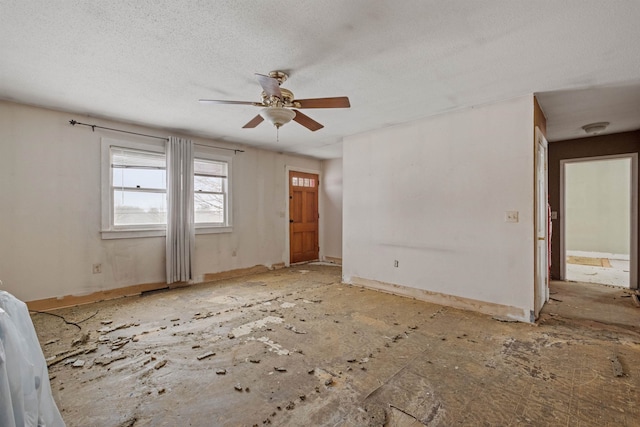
534,127 -> 549,318
289,171 -> 319,263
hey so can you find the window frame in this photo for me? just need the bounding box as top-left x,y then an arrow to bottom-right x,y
101,138 -> 167,239
193,149 -> 233,234
100,138 -> 233,239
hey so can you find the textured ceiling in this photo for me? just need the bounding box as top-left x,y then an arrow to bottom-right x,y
1,1 -> 639,158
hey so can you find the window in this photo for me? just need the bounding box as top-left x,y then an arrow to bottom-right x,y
101,138 -> 232,239
291,176 -> 315,187
112,147 -> 167,226
194,157 -> 229,227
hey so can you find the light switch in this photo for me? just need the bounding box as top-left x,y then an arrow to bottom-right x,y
551,211 -> 558,220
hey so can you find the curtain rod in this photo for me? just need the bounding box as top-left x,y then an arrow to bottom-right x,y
69,119 -> 245,154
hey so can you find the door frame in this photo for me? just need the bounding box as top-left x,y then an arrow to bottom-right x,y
534,127 -> 549,318
285,165 -> 322,266
559,153 -> 638,288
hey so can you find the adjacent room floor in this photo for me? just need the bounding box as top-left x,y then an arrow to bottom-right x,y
565,251 -> 630,287
32,265 -> 640,426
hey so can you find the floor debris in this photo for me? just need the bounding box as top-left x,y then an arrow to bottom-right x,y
196,351 -> 215,360
491,316 -> 519,323
284,324 -> 307,334
94,353 -> 127,366
610,354 -> 625,377
71,333 -> 90,347
47,347 -> 95,368
31,266 -> 640,426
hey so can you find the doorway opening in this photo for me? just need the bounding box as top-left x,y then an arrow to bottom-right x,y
560,154 -> 638,288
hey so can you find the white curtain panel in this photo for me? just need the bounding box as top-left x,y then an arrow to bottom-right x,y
166,136 -> 194,284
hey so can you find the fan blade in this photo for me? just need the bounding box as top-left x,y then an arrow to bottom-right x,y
292,110 -> 324,131
242,114 -> 264,128
199,99 -> 260,106
294,97 -> 350,109
255,73 -> 282,98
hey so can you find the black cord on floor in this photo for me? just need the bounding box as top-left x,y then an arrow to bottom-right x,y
29,310 -> 99,330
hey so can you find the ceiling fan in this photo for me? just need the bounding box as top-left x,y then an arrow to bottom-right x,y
199,71 -> 350,131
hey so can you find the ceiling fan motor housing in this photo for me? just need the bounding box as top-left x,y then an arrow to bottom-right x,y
262,87 -> 295,107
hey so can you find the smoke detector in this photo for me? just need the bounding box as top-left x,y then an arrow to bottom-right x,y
581,122 -> 609,135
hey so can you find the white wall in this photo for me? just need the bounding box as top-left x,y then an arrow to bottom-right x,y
342,95 -> 536,320
321,158 -> 343,260
565,158 -> 631,255
0,101 -> 321,301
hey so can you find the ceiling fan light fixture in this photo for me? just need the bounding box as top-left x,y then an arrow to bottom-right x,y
200,71 -> 350,131
581,121 -> 609,135
260,107 -> 296,128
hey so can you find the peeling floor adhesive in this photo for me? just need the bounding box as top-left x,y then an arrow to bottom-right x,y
247,336 -> 290,356
231,316 -> 284,337
208,295 -> 242,305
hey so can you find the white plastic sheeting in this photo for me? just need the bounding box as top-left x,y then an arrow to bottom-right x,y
0,291 -> 65,427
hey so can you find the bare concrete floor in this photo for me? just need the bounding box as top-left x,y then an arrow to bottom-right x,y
32,265 -> 640,426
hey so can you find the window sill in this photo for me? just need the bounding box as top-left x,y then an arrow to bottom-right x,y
101,226 -> 232,239
195,226 -> 233,235
101,228 -> 166,240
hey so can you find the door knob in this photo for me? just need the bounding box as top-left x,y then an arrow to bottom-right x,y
289,219 -> 294,223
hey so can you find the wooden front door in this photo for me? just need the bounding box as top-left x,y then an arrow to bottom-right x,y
289,171 -> 319,263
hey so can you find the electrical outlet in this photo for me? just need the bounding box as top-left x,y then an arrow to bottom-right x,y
394,260 -> 399,268
92,263 -> 102,274
505,211 -> 519,223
